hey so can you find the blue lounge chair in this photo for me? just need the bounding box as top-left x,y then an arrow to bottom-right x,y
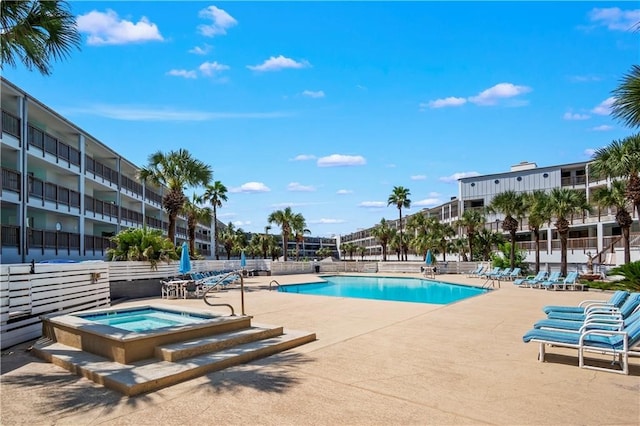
466,264 -> 485,278
545,271 -> 579,291
534,307 -> 640,333
547,293 -> 640,321
514,271 -> 548,287
543,290 -> 629,315
538,271 -> 562,289
479,267 -> 500,279
523,310 -> 640,375
503,267 -> 522,281
489,267 -> 512,280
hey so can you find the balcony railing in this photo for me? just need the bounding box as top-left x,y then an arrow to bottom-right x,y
561,176 -> 587,186
84,194 -> 118,218
1,167 -> 21,193
1,225 -> 21,254
84,235 -> 114,256
146,216 -> 167,230
1,110 -> 21,139
85,155 -> 118,184
121,206 -> 143,225
27,125 -> 81,166
121,175 -> 143,196
28,176 -> 80,208
146,189 -> 163,205
29,229 -> 80,255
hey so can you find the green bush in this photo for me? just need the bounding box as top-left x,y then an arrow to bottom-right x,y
490,242 -> 529,274
107,227 -> 178,269
608,261 -> 640,291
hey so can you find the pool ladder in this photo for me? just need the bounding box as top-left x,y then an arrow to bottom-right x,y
269,279 -> 280,290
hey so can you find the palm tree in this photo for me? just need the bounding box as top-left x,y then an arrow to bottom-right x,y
592,180 -> 633,264
611,65 -> 640,128
268,207 -> 297,261
371,218 -> 394,261
182,194 -> 211,257
139,149 -> 212,246
488,190 -> 528,269
432,222 -> 456,262
292,214 -> 310,260
474,228 -> 504,261
455,209 -> 485,261
547,188 -> 592,276
452,237 -> 469,262
387,186 -> 411,261
202,181 -> 228,260
526,190 -> 552,273
1,0 -> 81,76
219,222 -> 245,260
341,242 -> 357,260
590,134 -> 640,222
357,245 -> 366,261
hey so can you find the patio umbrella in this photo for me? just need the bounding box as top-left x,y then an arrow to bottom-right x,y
240,250 -> 247,268
425,249 -> 433,266
179,242 -> 191,275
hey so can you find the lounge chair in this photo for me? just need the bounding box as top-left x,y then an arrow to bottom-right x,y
503,267 -> 522,281
523,310 -> 640,375
466,265 -> 485,278
543,271 -> 579,291
547,293 -> 640,321
479,267 -> 500,279
514,271 -> 547,287
537,271 -> 562,289
533,306 -> 640,333
489,268 -> 512,281
543,290 -> 629,315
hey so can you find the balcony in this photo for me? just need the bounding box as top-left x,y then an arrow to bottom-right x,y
121,175 -> 143,197
27,125 -> 81,166
1,110 -> 21,139
561,175 -> 587,187
146,216 -> 166,230
84,194 -> 118,218
28,176 -> 80,209
85,155 -> 118,185
1,225 -> 20,254
84,234 -> 114,256
28,228 -> 80,256
121,206 -> 143,225
146,188 -> 163,205
1,167 -> 21,194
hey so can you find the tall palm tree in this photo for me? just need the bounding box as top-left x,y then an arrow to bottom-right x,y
547,188 -> 592,276
526,190 -> 552,273
611,65 -> 640,129
432,222 -> 456,262
202,181 -> 228,260
139,149 -> 212,246
488,190 -> 528,269
1,0 -> 81,76
341,242 -> 357,260
371,218 -> 394,261
182,194 -> 212,257
455,209 -> 485,261
475,228 -> 504,261
592,180 -> 633,264
387,186 -> 411,261
292,214 -> 310,261
268,207 -> 297,261
590,134 -> 640,222
219,222 -> 245,260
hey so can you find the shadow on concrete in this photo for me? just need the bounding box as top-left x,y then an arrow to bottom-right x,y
544,353 -> 640,376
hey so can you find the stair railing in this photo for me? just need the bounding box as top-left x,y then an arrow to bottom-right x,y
202,270 -> 245,316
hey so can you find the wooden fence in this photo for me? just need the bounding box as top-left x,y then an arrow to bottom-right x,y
0,262 -> 110,350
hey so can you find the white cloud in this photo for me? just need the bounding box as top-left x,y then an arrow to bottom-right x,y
199,61 -> 230,77
584,148 -> 596,157
414,198 -> 443,207
291,154 -> 316,161
590,125 -> 614,132
229,182 -> 271,193
317,154 -> 366,167
198,6 -> 237,37
386,164 -> 396,168
428,191 -> 441,197
189,44 -> 212,55
310,218 -> 346,224
438,171 -> 480,183
356,84 -> 368,91
589,7 -> 640,31
468,83 -> 532,106
76,10 -> 164,45
302,90 -> 325,98
233,220 -> 251,227
336,189 -> 353,195
568,75 -> 601,83
270,202 -> 322,208
247,55 -> 310,72
359,201 -> 386,208
167,69 -> 197,79
563,112 -> 591,121
423,97 -> 467,109
411,175 -> 427,181
591,97 -> 615,115
287,182 -> 316,192
62,104 -> 290,121
218,212 -> 236,219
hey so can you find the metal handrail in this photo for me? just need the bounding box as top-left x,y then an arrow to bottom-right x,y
269,279 -> 280,290
202,270 -> 245,315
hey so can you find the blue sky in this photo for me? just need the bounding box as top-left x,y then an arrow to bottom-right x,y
4,2 -> 638,237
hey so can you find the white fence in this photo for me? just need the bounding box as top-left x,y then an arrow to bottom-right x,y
0,262 -> 110,350
108,259 -> 271,281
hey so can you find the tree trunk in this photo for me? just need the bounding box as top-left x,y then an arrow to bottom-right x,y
168,213 -> 177,246
510,230 -> 516,269
623,225 -> 631,264
213,205 -> 219,260
534,228 -> 540,273
560,231 -> 568,276
283,235 -> 288,261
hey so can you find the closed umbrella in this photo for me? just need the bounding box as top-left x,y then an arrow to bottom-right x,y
425,249 -> 433,266
179,242 -> 191,275
240,250 -> 247,268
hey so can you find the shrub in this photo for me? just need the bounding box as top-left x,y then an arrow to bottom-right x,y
490,242 -> 529,274
608,261 -> 640,291
107,227 -> 178,269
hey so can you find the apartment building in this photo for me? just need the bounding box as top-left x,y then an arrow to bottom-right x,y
340,161 -> 640,266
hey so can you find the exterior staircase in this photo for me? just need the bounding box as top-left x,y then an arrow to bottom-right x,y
32,318 -> 316,396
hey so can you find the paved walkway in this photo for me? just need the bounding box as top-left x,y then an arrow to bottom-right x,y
1,273 -> 639,425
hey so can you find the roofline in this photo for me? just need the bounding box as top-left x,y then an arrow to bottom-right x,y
459,160 -> 590,182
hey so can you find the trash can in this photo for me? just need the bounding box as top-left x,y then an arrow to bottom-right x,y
314,265 -> 320,273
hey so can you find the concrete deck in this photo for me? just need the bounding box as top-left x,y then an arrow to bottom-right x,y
1,273 -> 639,425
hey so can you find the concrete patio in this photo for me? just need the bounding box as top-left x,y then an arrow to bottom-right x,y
1,273 -> 639,425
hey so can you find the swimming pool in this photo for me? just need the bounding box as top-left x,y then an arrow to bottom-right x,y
78,307 -> 211,332
278,275 -> 487,304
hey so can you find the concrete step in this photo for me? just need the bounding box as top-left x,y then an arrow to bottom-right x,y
155,324 -> 284,361
33,328 -> 316,396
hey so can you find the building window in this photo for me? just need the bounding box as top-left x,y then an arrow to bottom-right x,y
543,173 -> 549,178
470,183 -> 475,187
494,179 -> 500,184
516,176 -> 522,182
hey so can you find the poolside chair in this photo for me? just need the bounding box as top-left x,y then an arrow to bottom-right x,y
563,271 -> 583,291
542,290 -> 629,315
522,310 -> 640,375
502,267 -> 521,281
533,306 -> 640,333
514,271 -> 547,287
547,293 -> 640,322
538,271 -> 563,290
489,268 -> 512,281
466,265 -> 485,278
479,267 -> 501,279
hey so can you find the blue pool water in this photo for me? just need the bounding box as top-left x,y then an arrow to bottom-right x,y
278,275 -> 487,304
78,308 -> 211,332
